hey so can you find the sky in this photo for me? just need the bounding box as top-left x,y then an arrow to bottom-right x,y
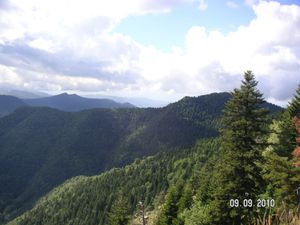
0,0 -> 299,105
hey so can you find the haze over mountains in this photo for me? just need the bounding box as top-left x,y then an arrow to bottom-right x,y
84,94 -> 169,108
0,92 -> 283,224
0,89 -> 168,108
0,89 -> 50,99
0,96 -> 27,118
0,93 -> 135,117
23,93 -> 135,111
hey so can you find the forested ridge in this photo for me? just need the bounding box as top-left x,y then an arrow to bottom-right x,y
7,139 -> 219,225
2,73 -> 298,225
2,91 -> 278,223
23,93 -> 135,111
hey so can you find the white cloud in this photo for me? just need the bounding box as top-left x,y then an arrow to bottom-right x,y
227,1 -> 239,9
245,0 -> 259,6
198,0 -> 208,11
0,65 -> 23,86
0,0 -> 299,104
133,1 -> 300,102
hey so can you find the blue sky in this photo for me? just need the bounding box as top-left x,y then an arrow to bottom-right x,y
115,0 -> 256,51
0,0 -> 300,105
115,0 -> 299,52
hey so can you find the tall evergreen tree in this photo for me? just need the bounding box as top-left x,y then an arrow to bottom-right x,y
273,111 -> 297,158
288,84 -> 300,118
206,71 -> 269,224
156,182 -> 184,225
108,194 -> 130,225
289,85 -> 300,163
262,84 -> 300,212
274,85 -> 300,158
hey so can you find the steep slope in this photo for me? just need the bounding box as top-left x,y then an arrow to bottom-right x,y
7,139 -> 219,225
0,95 -> 27,117
0,92 -> 282,223
24,93 -> 135,111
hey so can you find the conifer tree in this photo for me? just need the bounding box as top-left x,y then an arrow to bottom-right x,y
273,111 -> 297,158
274,85 -> 300,158
290,85 -> 300,165
288,85 -> 300,118
207,71 -> 269,224
262,84 -> 300,211
156,182 -> 184,225
108,194 -> 130,225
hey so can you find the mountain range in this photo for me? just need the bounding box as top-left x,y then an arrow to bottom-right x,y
23,93 -> 135,111
0,89 -> 49,99
0,92 -> 283,224
0,93 -> 135,117
0,88 -> 168,108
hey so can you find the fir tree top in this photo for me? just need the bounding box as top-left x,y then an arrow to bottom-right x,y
288,84 -> 300,118
222,70 -> 268,143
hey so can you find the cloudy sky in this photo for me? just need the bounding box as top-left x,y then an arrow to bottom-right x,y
0,0 -> 299,105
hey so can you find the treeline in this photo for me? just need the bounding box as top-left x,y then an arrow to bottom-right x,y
155,71 -> 300,224
0,92 -> 232,224
9,139 -> 219,225
7,139 -> 220,225
6,72 -> 299,225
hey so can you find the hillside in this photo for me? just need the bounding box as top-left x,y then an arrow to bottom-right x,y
24,93 -> 135,111
7,139 -> 220,225
0,92 -> 282,223
0,95 -> 27,118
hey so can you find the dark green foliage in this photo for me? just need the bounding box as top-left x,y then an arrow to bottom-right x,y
261,84 -> 300,212
167,92 -> 232,130
272,85 -> 300,159
108,194 -> 130,225
288,85 -> 300,118
0,92 -> 282,224
7,139 -> 220,225
156,182 -> 192,225
0,92 -> 248,223
178,183 -> 193,213
190,71 -> 269,224
262,149 -> 300,209
273,111 -> 297,158
156,182 -> 184,225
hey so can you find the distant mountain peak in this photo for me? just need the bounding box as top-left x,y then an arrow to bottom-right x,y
23,93 -> 135,111
57,92 -> 78,97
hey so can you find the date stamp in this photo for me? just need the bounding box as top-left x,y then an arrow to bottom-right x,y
229,199 -> 275,208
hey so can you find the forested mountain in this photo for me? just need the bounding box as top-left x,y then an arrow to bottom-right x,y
0,95 -> 27,117
6,73 -> 298,225
23,93 -> 135,111
0,92 -> 283,224
7,139 -> 219,225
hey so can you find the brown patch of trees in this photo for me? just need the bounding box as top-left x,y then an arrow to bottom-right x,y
292,117 -> 300,167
